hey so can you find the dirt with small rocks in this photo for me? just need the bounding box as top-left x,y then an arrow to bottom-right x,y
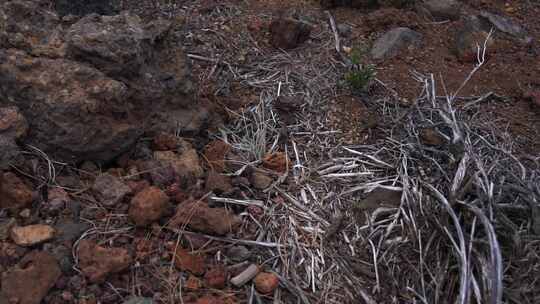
0,0 -> 537,303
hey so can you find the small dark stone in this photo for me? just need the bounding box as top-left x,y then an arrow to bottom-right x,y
55,220 -> 91,245
420,128 -> 446,146
227,245 -> 251,262
270,18 -> 312,49
68,275 -> 85,291
337,24 -> 352,37
47,244 -> 75,274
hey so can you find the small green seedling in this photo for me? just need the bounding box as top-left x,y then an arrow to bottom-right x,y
345,47 -> 376,92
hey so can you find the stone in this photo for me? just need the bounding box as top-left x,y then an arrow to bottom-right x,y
92,173 -> 131,206
0,107 -> 27,169
18,209 -> 31,218
154,142 -> 203,183
269,18 -> 312,49
185,275 -> 203,291
61,291 -> 75,302
250,170 -> 274,190
262,152 -> 288,173
122,297 -> 154,304
371,27 -> 423,60
418,0 -> 462,21
0,251 -> 61,304
54,0 -> 119,17
64,12 -> 196,109
232,176 -> 250,187
205,170 -> 233,194
420,128 -> 446,146
0,4 -> 205,164
274,96 -> 302,125
55,220 -> 91,244
479,11 -> 531,43
79,161 -> 100,180
355,187 -> 402,215
139,160 -> 177,187
337,24 -> 352,37
254,272 -> 280,294
49,244 -> 74,274
0,218 -> 16,241
199,0 -> 223,13
204,266 -> 227,289
0,1 -> 65,57
524,90 -> 540,108
453,16 -> 496,62
227,246 -> 251,263
173,247 -> 206,275
169,200 -> 241,236
0,172 -> 34,209
0,48 -> 141,164
77,239 -> 132,283
65,13 -> 169,78
47,187 -> 71,211
0,242 -> 27,266
321,0 -> 376,9
193,295 -> 226,304
203,140 -> 231,172
129,186 -> 170,226
10,225 -> 55,246
127,179 -> 151,195
184,234 -> 211,250
152,133 -> 181,151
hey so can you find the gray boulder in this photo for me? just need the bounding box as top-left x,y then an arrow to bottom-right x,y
65,13 -> 166,78
371,27 -> 423,60
479,11 -> 532,43
418,0 -> 462,21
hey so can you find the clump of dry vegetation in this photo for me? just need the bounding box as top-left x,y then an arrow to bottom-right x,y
213,19 -> 539,303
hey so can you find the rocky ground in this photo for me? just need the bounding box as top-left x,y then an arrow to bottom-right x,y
0,0 -> 539,304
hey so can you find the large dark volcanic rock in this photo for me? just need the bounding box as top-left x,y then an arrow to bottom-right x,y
54,0 -> 119,17
0,1 -> 65,57
0,106 -> 27,169
0,1 -> 206,164
0,48 -> 141,163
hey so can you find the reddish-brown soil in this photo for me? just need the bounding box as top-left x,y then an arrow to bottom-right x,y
236,0 -> 540,153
